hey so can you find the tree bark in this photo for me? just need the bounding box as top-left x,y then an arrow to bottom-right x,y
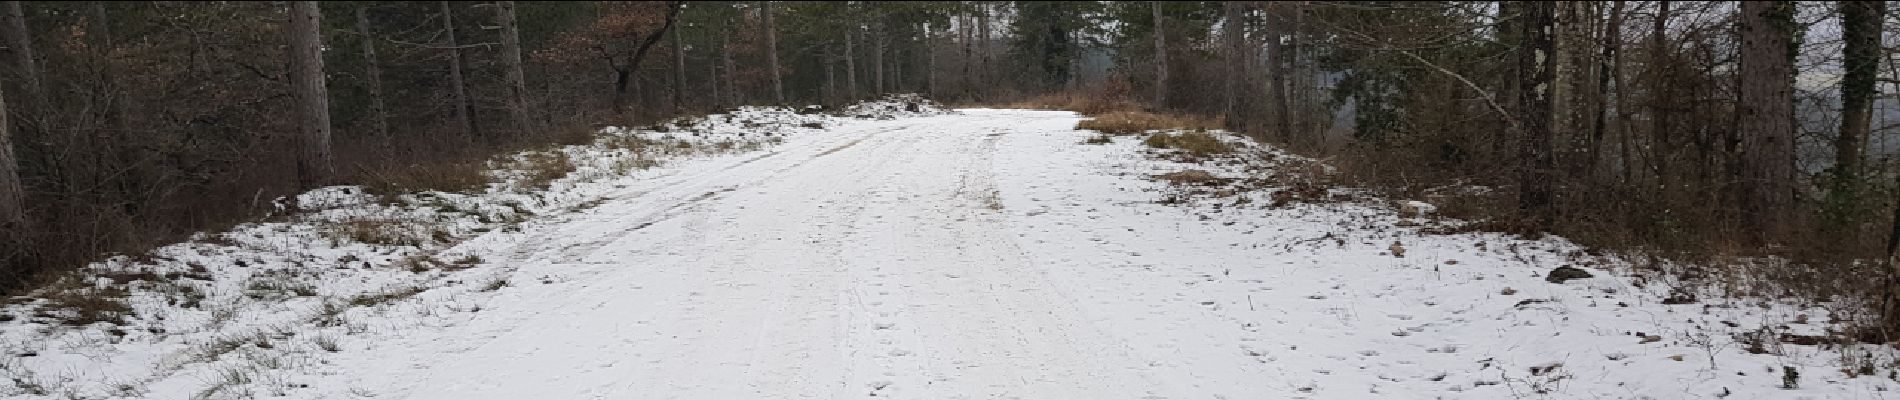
443,1 -> 474,139
763,1 -> 784,104
824,45 -> 837,104
924,22 -> 936,97
721,32 -> 736,105
1831,1 -> 1884,216
672,10 -> 687,113
1590,0 -> 1624,180
961,9 -> 973,100
1265,4 -> 1292,141
1517,1 -> 1556,229
289,1 -> 334,190
497,1 -> 533,135
977,2 -> 991,100
1151,1 -> 1168,107
1736,1 -> 1797,240
1222,1 -> 1244,121
2,1 -> 43,108
357,6 -> 391,145
875,24 -> 886,95
1648,1 -> 1670,186
845,29 -> 858,100
0,81 -> 20,230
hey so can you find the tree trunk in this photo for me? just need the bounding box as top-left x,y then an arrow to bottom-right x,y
845,29 -> 858,100
1265,4 -> 1292,141
443,1 -> 474,139
2,1 -> 42,108
875,25 -> 886,95
961,9 -> 973,100
977,2 -> 991,100
1613,0 -> 1634,186
824,45 -> 837,104
924,22 -> 936,97
613,2 -> 682,115
288,1 -> 333,190
612,67 -> 631,112
1737,1 -> 1797,241
1150,1 -> 1168,107
497,1 -> 533,136
1517,1 -> 1556,229
721,33 -> 736,105
356,6 -> 391,145
672,12 -> 686,113
1222,1 -> 1244,121
1648,1 -> 1670,187
0,82 -> 20,230
1591,0 -> 1623,180
1831,0 -> 1884,221
762,1 -> 784,104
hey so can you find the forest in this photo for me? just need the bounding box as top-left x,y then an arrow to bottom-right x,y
2,0 -> 1900,342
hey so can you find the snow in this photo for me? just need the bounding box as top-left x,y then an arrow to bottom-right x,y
2,105 -> 1894,399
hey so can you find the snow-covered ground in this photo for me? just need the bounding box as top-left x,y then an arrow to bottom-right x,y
4,105 -> 1895,399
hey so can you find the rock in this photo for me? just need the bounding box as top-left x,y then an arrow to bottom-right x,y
1545,266 -> 1593,284
1398,201 -> 1437,218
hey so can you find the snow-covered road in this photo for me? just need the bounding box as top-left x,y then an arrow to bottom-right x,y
299,109 -> 1885,400
337,109 -> 1175,399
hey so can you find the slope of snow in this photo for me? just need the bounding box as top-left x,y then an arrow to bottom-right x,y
3,106 -> 1891,400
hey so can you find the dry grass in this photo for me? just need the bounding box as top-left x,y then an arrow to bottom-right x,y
511,151 -> 577,190
349,285 -> 427,307
357,159 -> 492,196
1154,170 -> 1225,186
1078,111 -> 1223,135
327,217 -> 441,247
34,278 -> 134,326
1143,131 -> 1233,158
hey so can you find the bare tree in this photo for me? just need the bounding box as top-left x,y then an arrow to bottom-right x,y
1222,1 -> 1244,120
497,1 -> 534,135
1648,1 -> 1670,185
1151,1 -> 1168,107
2,1 -> 43,106
1591,0 -> 1625,179
1830,1 -> 1884,218
288,1 -> 333,190
357,5 -> 390,144
0,85 -> 20,230
443,1 -> 474,138
1518,1 -> 1556,229
763,1 -> 784,104
875,23 -> 886,95
1736,1 -> 1797,240
1264,3 -> 1291,140
673,8 -> 687,113
845,29 -> 858,100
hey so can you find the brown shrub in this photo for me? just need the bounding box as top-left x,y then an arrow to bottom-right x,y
512,151 -> 577,190
1079,111 -> 1221,135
